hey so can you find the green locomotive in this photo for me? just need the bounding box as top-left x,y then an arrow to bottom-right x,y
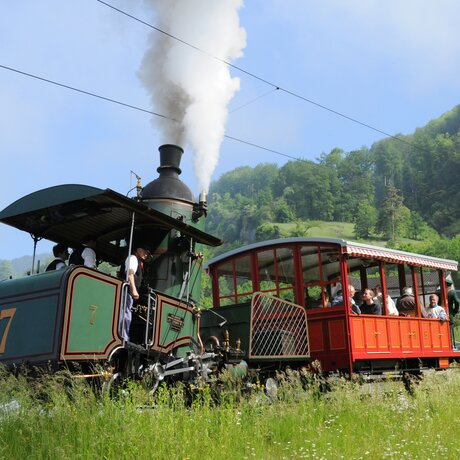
0,145 -> 232,388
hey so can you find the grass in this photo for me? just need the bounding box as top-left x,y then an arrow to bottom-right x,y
1,368 -> 460,459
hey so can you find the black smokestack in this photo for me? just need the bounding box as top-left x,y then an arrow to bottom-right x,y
158,144 -> 183,176
141,144 -> 194,203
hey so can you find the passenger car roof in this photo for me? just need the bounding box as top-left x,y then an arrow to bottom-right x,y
206,237 -> 458,272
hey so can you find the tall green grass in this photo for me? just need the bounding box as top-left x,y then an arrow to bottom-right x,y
1,367 -> 459,459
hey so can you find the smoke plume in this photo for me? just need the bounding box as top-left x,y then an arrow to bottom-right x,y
138,0 -> 247,193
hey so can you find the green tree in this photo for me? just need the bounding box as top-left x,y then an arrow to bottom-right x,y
0,260 -> 14,280
255,224 -> 281,241
273,198 -> 295,223
288,220 -> 311,237
407,211 -> 426,240
354,202 -> 377,239
377,185 -> 404,240
337,148 -> 374,220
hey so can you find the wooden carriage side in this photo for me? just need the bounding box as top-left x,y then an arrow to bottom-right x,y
205,237 -> 459,375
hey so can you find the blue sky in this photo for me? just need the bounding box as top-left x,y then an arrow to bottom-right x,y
1,0 -> 460,261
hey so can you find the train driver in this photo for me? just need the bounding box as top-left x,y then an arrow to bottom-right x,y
121,246 -> 149,342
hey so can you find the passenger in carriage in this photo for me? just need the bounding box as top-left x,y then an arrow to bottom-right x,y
446,279 -> 459,349
446,278 -> 460,318
423,294 -> 447,321
331,289 -> 343,306
396,287 -> 416,315
348,285 -> 361,314
374,285 -> 399,316
332,285 -> 360,314
360,288 -> 382,315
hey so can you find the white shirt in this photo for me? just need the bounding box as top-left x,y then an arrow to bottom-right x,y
374,293 -> 399,316
125,254 -> 139,275
82,247 -> 96,268
425,305 -> 447,321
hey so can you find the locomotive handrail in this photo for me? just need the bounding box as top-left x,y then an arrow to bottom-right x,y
144,290 -> 157,348
120,282 -> 130,343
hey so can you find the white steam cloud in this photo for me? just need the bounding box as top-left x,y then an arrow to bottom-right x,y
139,0 -> 247,193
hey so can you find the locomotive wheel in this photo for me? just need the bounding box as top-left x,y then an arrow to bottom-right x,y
144,363 -> 165,395
102,372 -> 123,398
149,379 -> 160,395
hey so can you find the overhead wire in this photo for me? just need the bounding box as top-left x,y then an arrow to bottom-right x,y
0,63 -> 304,162
229,88 -> 280,113
95,0 -> 421,152
0,0 -> 428,163
0,64 -> 173,121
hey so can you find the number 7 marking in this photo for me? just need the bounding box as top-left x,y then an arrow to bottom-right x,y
89,304 -> 98,325
0,308 -> 17,354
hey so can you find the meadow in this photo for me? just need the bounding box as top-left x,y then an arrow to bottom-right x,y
1,368 -> 459,460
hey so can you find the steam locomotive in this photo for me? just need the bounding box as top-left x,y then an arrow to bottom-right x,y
0,145 -> 458,391
0,145 -> 307,391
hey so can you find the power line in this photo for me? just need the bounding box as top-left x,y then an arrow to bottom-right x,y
96,0 -> 419,151
0,64 -> 172,121
0,63 -> 303,162
229,88 -> 280,113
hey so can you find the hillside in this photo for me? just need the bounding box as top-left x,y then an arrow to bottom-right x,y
206,105 -> 460,260
0,253 -> 51,279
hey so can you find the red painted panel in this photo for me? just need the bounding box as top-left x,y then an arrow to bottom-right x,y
375,319 -> 389,351
440,323 -> 450,349
439,358 -> 450,368
420,322 -> 432,349
430,322 -> 442,349
399,320 -> 412,349
350,317 -> 365,350
408,320 -> 421,349
308,321 -> 324,352
364,319 -> 378,349
388,319 -> 401,350
428,321 -> 450,350
328,319 -> 346,351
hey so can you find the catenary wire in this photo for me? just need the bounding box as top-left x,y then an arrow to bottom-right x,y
229,88 -> 280,113
96,0 -> 421,151
0,63 -> 304,162
0,64 -> 173,121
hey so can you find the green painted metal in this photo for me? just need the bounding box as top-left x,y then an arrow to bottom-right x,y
144,199 -> 206,302
0,184 -> 103,220
65,274 -> 119,353
152,293 -> 199,355
201,303 -> 252,355
0,267 -> 124,365
0,270 -> 66,363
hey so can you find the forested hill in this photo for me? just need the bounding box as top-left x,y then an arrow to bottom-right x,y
206,104 -> 460,261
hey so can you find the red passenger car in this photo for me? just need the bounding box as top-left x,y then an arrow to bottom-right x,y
204,238 -> 459,376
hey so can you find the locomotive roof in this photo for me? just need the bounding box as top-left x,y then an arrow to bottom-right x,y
206,237 -> 458,272
0,184 -> 222,263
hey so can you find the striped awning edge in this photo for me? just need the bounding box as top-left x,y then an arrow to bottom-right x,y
343,245 -> 458,271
